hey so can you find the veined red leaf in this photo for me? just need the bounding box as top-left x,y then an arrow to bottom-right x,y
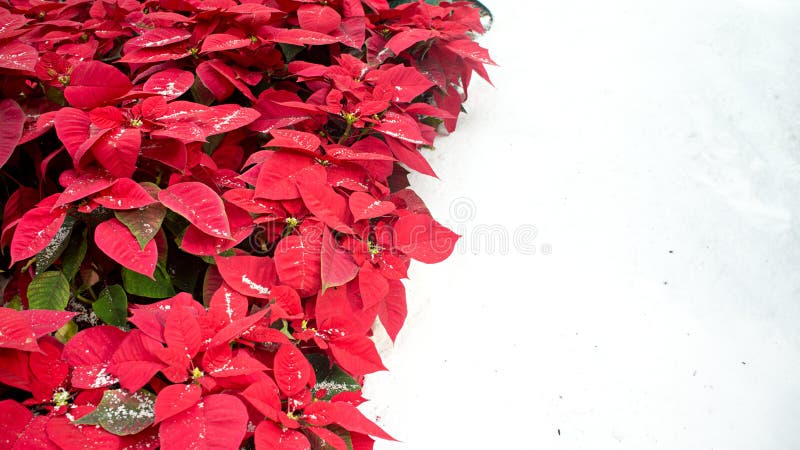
254,420 -> 310,450
297,4 -> 342,34
62,325 -> 127,389
159,394 -> 248,450
273,234 -> 322,297
375,65 -> 434,103
349,192 -> 396,221
46,416 -> 121,450
296,166 -> 353,234
320,228 -> 358,292
10,206 -> 67,265
242,379 -> 281,421
55,170 -> 116,208
119,45 -> 190,64
307,427 -> 348,450
0,40 -> 37,73
385,136 -> 436,177
379,279 -> 406,342
214,255 -> 276,299
393,213 -> 459,263
259,26 -> 340,46
302,401 -> 394,441
180,203 -> 254,256
64,61 -> 133,109
0,308 -> 39,352
446,39 -> 496,65
129,28 -> 192,49
329,335 -> 386,376
159,182 -> 232,239
160,306 -> 202,375
207,282 -> 248,325
0,99 -> 24,169
94,178 -> 157,210
154,383 -> 201,424
203,347 -> 267,377
375,111 -> 425,145
95,218 -> 157,277
198,104 -> 261,136
255,151 -> 315,200
200,33 -> 252,54
108,330 -> 166,392
0,399 -> 59,450
274,343 -> 314,396
53,107 -> 94,163
385,29 -> 438,56
265,129 -> 320,154
20,309 -> 77,339
143,69 -> 194,101
249,89 -> 311,134
91,127 -> 141,178
208,308 -> 269,348
358,262 -> 388,308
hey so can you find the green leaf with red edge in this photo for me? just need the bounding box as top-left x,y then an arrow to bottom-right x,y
254,420 -> 310,450
379,279 -> 407,343
108,329 -> 166,392
0,99 -> 24,169
214,255 -> 277,299
158,182 -> 232,239
349,192 -> 396,221
73,389 -> 155,436
329,335 -> 386,376
115,203 -> 166,250
321,228 -> 359,292
302,401 -> 395,441
95,218 -> 157,278
393,213 -> 459,263
274,343 -> 314,397
154,383 -> 201,424
10,205 -> 67,265
159,394 -> 248,450
64,61 -> 133,109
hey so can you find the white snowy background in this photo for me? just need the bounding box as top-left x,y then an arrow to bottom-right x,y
361,0 -> 800,449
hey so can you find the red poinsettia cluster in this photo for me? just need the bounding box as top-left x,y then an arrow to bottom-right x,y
0,0 -> 492,448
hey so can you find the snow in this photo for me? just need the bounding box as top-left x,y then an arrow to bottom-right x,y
365,1 -> 800,449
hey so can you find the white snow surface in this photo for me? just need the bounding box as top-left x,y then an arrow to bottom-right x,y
362,1 -> 800,449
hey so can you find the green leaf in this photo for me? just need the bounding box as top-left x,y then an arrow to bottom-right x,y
55,320 -> 78,344
278,43 -> 304,62
93,284 -> 128,328
27,271 -> 70,310
115,204 -> 166,250
35,216 -> 76,275
308,355 -> 361,402
61,228 -> 87,282
122,265 -> 175,298
73,389 -> 155,436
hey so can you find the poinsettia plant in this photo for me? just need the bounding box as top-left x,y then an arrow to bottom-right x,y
0,0 -> 493,448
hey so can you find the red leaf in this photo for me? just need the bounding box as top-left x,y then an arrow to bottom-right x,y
446,39 -> 496,65
0,400 -> 58,450
10,206 -> 67,265
46,416 -> 121,450
320,228 -> 358,291
296,166 -> 353,234
55,170 -> 116,207
197,104 -> 261,136
180,202 -> 254,256
62,326 -> 127,389
128,28 -> 192,50
307,427 -> 349,450
203,347 -> 267,377
53,107 -> 96,164
302,401 -> 394,440
93,178 -> 157,210
375,65 -> 434,103
242,379 -> 281,421
159,306 -> 202,377
378,279 -> 406,342
143,69 -> 194,101
297,5 -> 342,34
374,111 -> 426,145
273,234 -> 322,297
200,34 -> 252,54
255,151 -> 315,200
109,330 -> 166,392
64,61 -> 133,109
208,308 -> 269,348
207,282 -> 248,325
154,383 -> 201,424
215,255 -> 277,299
91,127 -> 141,178
266,129 -> 321,154
159,182 -> 232,239
21,309 -> 77,338
0,99 -> 24,169
259,26 -> 339,46
0,308 -> 39,352
385,29 -> 438,55
159,394 -> 248,450
348,192 -> 396,221
274,343 -> 314,396
95,218 -> 158,277
0,40 -> 37,73
393,213 -> 459,263
254,420 -> 310,450
329,335 -> 386,376
358,263 -> 388,308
